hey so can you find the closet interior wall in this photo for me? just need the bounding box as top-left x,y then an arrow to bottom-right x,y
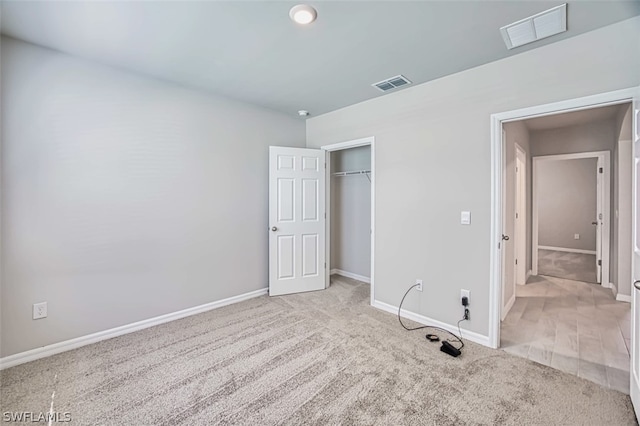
330,146 -> 372,281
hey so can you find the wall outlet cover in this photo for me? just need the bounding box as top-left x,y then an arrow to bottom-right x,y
33,302 -> 47,320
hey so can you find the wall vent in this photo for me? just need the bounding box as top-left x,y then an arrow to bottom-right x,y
372,75 -> 412,92
500,3 -> 567,50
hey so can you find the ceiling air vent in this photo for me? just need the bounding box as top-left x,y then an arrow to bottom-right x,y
372,75 -> 412,92
500,3 -> 567,50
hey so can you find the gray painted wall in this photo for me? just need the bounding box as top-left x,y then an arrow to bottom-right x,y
530,120 -> 616,157
502,121 -> 531,306
306,17 -> 640,337
330,146 -> 371,278
0,38 -> 306,357
536,159 -> 598,251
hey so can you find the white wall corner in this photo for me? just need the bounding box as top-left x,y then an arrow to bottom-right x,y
0,287 -> 268,370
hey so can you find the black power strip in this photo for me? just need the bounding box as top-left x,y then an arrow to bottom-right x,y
441,341 -> 462,357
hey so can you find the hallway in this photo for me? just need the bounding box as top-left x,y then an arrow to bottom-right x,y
501,275 -> 630,394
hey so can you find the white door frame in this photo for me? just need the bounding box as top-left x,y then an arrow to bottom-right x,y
515,144 -> 527,285
500,129 -> 510,319
532,151 -> 610,286
489,87 -> 637,349
321,136 -> 375,306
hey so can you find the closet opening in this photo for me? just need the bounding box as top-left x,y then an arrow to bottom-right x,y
322,137 -> 375,305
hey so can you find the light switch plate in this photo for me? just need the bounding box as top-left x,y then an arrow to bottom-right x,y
461,211 -> 471,225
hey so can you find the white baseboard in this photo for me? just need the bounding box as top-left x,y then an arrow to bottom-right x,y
0,288 -> 268,370
372,300 -> 490,347
502,294 -> 516,321
538,245 -> 596,255
526,270 -> 532,282
330,269 -> 371,284
616,293 -> 632,303
609,282 -> 619,297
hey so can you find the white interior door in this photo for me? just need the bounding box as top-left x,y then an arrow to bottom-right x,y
630,91 -> 640,415
269,146 -> 326,296
596,157 -> 603,284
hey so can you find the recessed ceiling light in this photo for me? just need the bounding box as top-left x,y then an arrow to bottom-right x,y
298,110 -> 310,117
289,5 -> 317,25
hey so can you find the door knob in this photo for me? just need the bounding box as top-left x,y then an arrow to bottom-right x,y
271,226 -> 278,232
502,234 -> 510,241
592,221 -> 598,225
634,280 -> 640,291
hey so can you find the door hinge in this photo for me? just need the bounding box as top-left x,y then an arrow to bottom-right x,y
515,213 -> 518,219
599,167 -> 603,173
515,259 -> 518,265
324,262 -> 327,268
598,259 -> 602,266
324,212 -> 326,219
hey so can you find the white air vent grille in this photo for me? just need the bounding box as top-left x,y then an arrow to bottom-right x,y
500,3 -> 567,50
372,75 -> 412,92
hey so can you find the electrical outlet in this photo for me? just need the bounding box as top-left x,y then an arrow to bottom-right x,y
574,234 -> 580,240
460,289 -> 470,304
415,279 -> 423,292
33,302 -> 47,320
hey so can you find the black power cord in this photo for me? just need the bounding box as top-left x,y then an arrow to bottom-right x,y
398,283 -> 465,351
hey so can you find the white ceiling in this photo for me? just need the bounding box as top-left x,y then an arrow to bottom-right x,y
523,103 -> 627,131
2,1 -> 639,117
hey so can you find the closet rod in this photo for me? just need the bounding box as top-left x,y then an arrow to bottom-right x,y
331,170 -> 371,177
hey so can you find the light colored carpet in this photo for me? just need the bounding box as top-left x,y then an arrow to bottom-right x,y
538,249 -> 597,283
1,276 -> 636,425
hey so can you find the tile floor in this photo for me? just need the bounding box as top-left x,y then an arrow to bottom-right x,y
538,249 -> 597,283
501,274 -> 631,394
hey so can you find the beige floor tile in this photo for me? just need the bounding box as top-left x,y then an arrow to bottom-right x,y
554,331 -> 578,357
500,253 -> 630,393
606,366 -> 630,394
579,335 -> 605,364
603,350 -> 630,372
550,352 -> 579,375
529,341 -> 554,365
578,359 -> 608,387
502,344 -> 530,358
600,329 -> 629,355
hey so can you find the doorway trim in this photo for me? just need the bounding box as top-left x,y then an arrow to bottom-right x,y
515,143 -> 527,286
489,87 -> 637,349
321,136 -> 375,306
531,151 -> 610,287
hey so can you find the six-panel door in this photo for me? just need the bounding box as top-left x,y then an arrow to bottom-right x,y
269,147 -> 326,296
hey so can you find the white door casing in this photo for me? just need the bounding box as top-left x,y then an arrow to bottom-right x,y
515,145 -> 527,285
269,147 -> 326,296
531,151 -> 609,285
630,90 -> 640,416
596,156 -> 603,283
500,129 -> 510,320
490,87 -> 636,350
